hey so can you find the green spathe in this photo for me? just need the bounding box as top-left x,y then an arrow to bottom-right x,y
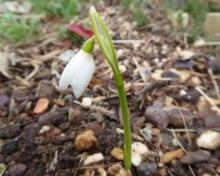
82,37 -> 95,54
89,6 -> 119,76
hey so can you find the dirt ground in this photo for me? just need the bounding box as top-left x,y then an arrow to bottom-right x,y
0,1 -> 220,176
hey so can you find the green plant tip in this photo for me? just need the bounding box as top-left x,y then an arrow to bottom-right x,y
82,37 -> 95,54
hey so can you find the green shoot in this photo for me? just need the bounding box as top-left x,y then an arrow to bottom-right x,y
122,0 -> 149,28
29,0 -> 77,20
183,0 -> 208,42
122,0 -> 132,7
131,0 -> 148,28
0,13 -> 39,43
164,0 -> 208,42
0,164 -> 6,176
90,7 -> 132,170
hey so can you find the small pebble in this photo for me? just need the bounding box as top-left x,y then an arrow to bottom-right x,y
132,142 -> 149,166
74,130 -> 97,151
83,153 -> 104,165
137,162 -> 157,176
180,150 -> 210,164
8,163 -> 27,176
179,50 -> 195,60
82,97 -> 93,107
160,149 -> 184,163
2,139 -> 19,155
39,125 -> 50,134
68,108 -> 81,123
217,165 -> 220,174
179,89 -> 187,96
193,38 -> 206,47
151,128 -> 160,136
111,147 -> 124,161
107,164 -> 131,176
140,126 -> 152,142
119,65 -> 126,73
33,97 -> 49,114
197,130 -> 220,150
98,168 -> 107,176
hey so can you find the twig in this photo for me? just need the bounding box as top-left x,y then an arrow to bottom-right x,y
26,60 -> 40,80
196,86 -> 220,114
168,170 -> 176,176
49,150 -> 58,171
138,80 -> 171,95
73,100 -> 115,118
197,41 -> 220,46
112,40 -> 145,44
133,57 -> 148,82
170,129 -> 188,154
177,106 -> 192,148
188,165 -> 196,176
166,128 -> 196,132
171,130 -> 196,176
208,68 -> 220,100
74,162 -> 121,170
33,48 -> 65,61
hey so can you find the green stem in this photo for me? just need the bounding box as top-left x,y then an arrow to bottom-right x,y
89,6 -> 132,170
114,70 -> 132,170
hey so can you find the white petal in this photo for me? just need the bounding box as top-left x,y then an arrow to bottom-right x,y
58,50 -> 95,98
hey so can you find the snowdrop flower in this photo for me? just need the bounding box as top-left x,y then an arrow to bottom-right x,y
59,38 -> 95,98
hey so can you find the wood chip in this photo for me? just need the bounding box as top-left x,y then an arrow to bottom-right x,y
160,149 -> 185,163
33,97 -> 49,114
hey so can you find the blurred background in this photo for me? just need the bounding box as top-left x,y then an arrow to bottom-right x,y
0,0 -> 220,48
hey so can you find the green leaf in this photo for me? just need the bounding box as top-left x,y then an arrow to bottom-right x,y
89,7 -> 118,71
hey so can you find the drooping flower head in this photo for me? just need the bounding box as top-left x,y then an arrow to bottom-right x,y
59,37 -> 95,98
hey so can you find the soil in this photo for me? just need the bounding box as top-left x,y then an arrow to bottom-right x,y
0,1 -> 220,176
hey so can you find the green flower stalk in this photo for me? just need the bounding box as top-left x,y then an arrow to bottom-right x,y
90,7 -> 132,169
58,6 -> 132,170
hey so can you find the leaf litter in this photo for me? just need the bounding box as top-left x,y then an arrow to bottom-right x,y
0,1 -> 220,176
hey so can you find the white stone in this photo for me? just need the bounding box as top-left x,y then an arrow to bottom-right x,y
119,65 -> 126,73
179,50 -> 195,60
131,142 -> 149,166
179,89 -> 187,96
39,125 -> 50,134
82,97 -> 93,107
193,38 -> 206,47
131,153 -> 142,167
197,130 -> 220,150
83,153 -> 104,165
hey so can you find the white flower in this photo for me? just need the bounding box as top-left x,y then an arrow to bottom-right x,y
59,49 -> 95,98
